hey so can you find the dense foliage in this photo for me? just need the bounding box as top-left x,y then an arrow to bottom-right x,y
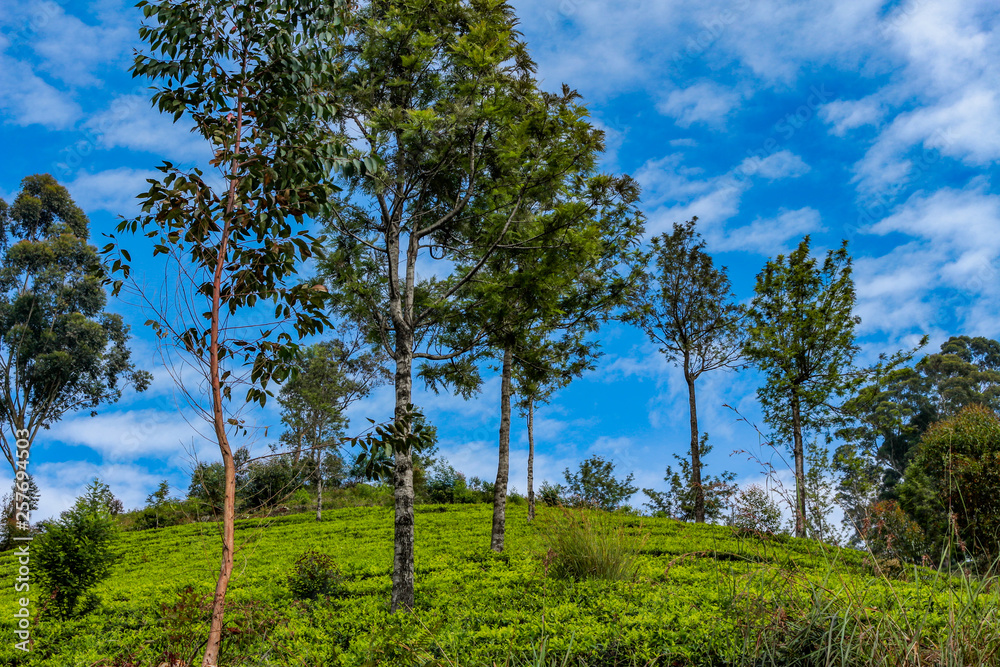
562,455 -> 639,511
0,174 -> 149,475
286,549 -> 344,601
33,480 -> 119,618
898,404 -> 1000,564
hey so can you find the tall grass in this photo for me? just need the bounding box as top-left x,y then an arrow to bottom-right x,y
707,532 -> 1000,666
538,508 -> 646,582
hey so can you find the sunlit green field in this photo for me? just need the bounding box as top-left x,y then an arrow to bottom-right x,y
0,504 -> 995,666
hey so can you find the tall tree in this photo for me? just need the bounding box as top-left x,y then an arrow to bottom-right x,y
107,0 -> 352,663
835,335 -> 996,540
622,218 -> 743,523
319,0 -> 617,609
516,329 -> 598,523
744,237 -> 859,539
837,336 -> 998,498
468,168 -> 642,551
0,174 -> 150,477
423,160 -> 643,550
277,338 -> 386,520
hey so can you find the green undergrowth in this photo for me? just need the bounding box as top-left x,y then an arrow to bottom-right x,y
0,505 -> 997,666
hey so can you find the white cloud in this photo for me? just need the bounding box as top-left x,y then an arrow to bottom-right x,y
852,0 -> 1000,198
66,167 -> 161,216
820,97 -> 884,135
738,150 -> 811,180
28,0 -> 133,87
658,81 -> 745,128
638,150 -> 811,237
854,180 -> 1000,336
0,51 -> 81,129
84,94 -> 208,163
47,408 -> 203,461
713,207 -> 824,255
0,460 -> 170,521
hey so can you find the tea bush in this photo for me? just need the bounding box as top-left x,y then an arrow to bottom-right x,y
0,503 -> 995,666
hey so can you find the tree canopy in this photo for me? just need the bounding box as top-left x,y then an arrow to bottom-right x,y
745,237 -> 859,538
318,0 -> 639,609
623,218 -> 743,523
0,174 -> 150,476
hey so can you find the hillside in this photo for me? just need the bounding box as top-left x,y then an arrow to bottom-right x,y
0,504 -> 995,666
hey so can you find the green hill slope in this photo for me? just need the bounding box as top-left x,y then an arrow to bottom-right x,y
0,504 -> 995,666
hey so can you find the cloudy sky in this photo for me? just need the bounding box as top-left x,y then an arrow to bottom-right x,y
1,0 -> 998,522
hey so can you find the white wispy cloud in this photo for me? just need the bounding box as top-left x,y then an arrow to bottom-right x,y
84,94 -> 208,162
0,38 -> 81,129
28,0 -> 134,87
714,207 -> 824,255
658,81 -> 746,128
820,97 -> 885,136
854,179 -> 1000,336
66,167 -> 161,216
639,150 -> 811,237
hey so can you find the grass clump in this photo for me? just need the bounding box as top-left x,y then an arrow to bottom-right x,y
286,549 -> 343,601
539,508 -> 645,581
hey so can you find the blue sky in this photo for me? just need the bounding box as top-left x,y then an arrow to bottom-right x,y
1,0 -> 999,522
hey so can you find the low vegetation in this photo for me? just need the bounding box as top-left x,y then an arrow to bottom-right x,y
2,503 -> 998,666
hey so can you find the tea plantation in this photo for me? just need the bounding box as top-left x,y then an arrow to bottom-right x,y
0,504 -> 996,666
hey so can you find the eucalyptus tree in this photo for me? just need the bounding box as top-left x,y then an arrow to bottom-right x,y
319,0 -> 623,609
105,0 -> 354,662
622,218 -> 743,523
0,174 -> 149,477
744,237 -> 859,539
277,337 -> 386,520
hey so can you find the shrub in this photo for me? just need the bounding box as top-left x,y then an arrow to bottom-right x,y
425,461 -> 475,504
643,436 -> 736,522
290,488 -> 312,509
899,404 -> 1000,564
539,508 -> 645,581
538,481 -> 564,506
188,460 -> 226,517
730,484 -> 784,534
1,474 -> 39,551
860,500 -> 926,564
130,480 -> 187,530
34,478 -> 119,617
563,455 -> 638,511
242,455 -> 300,511
468,476 -> 495,502
286,549 -> 343,601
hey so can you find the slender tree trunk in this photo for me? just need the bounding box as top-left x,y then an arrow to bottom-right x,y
491,347 -> 513,551
390,327 -> 415,612
790,390 -> 806,539
527,396 -> 535,523
684,362 -> 705,523
203,215 -> 236,667
315,448 -> 323,522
